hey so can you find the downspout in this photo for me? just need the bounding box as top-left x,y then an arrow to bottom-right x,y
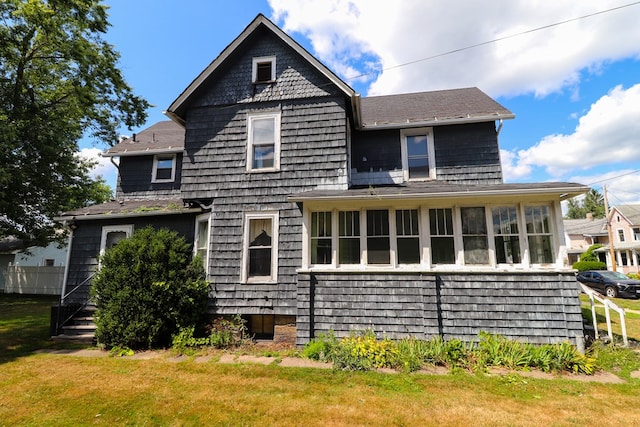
60,221 -> 74,305
496,119 -> 504,136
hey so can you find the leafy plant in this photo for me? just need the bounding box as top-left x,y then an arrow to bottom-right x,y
207,315 -> 248,349
92,227 -> 210,350
331,330 -> 399,371
303,331 -> 338,362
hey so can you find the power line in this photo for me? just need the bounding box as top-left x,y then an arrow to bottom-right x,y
345,1 -> 640,82
586,169 -> 640,186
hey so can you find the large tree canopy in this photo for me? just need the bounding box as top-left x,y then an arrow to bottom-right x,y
565,189 -> 606,220
0,0 -> 149,246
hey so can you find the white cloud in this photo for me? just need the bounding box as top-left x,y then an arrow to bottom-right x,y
504,84 -> 640,178
78,147 -> 117,184
268,0 -> 640,98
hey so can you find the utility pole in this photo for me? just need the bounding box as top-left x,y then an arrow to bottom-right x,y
603,185 -> 617,271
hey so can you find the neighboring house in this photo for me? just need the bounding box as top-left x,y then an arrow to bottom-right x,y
563,214 -> 608,265
598,205 -> 640,274
0,237 -> 67,294
55,14 -> 589,346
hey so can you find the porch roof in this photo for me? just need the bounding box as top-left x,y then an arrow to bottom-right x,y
595,242 -> 640,252
56,198 -> 201,222
289,181 -> 589,202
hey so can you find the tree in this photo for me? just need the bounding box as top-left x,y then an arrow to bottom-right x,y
92,227 -> 210,349
0,0 -> 149,246
565,189 -> 605,219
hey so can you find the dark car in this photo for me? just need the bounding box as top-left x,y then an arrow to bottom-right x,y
576,270 -> 640,299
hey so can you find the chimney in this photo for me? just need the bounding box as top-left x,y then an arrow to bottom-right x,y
586,212 -> 593,221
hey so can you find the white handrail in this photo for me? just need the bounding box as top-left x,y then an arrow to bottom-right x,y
578,282 -> 628,347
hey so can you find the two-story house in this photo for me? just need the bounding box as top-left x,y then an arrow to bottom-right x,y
599,205 -> 640,274
54,14 -> 589,346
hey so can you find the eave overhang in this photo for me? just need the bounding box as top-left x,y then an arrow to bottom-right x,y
102,147 -> 184,157
360,112 -> 515,130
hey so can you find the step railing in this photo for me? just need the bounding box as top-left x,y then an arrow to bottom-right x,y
578,282 -> 628,347
55,273 -> 95,335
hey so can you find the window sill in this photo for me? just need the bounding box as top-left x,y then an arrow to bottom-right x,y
243,277 -> 277,284
299,265 -> 573,274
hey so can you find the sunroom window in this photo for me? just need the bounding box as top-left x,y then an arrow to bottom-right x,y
396,209 -> 420,264
461,207 -> 488,264
338,211 -> 360,264
492,207 -> 521,264
525,206 -> 553,264
311,211 -> 332,264
429,208 -> 455,264
366,210 -> 390,264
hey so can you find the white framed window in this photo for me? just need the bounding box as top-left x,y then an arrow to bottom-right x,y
152,154 -> 176,182
492,206 -> 521,264
247,112 -> 281,172
617,229 -> 626,242
252,56 -> 276,83
310,211 -> 332,265
242,212 -> 279,283
524,205 -> 554,264
366,210 -> 390,264
396,209 -> 420,264
429,208 -> 455,264
634,227 -> 640,241
100,225 -> 133,256
194,213 -> 211,271
461,207 -> 489,265
338,210 -> 361,265
401,128 -> 436,181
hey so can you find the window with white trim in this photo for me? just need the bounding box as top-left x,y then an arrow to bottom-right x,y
247,112 -> 281,171
401,128 -> 435,181
634,227 -> 640,241
461,207 -> 489,264
525,205 -> 553,264
242,212 -> 278,283
311,211 -> 332,265
152,154 -> 176,182
194,213 -> 211,270
618,229 -> 626,242
396,209 -> 420,264
338,211 -> 360,265
252,56 -> 276,83
100,225 -> 133,256
492,206 -> 521,264
366,210 -> 390,264
429,208 -> 455,264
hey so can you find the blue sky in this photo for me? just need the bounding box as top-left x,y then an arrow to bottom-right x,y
81,0 -> 640,207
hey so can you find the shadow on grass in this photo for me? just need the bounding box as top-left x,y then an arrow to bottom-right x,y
0,294 -> 86,364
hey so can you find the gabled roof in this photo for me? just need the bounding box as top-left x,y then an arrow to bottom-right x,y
360,87 -> 514,129
165,14 -> 358,125
289,181 -> 588,202
103,121 -> 184,157
563,217 -> 608,236
611,204 -> 640,226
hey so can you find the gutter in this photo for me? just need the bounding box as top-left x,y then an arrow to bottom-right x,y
288,185 -> 589,203
358,113 -> 515,131
102,146 -> 184,158
56,206 -> 203,222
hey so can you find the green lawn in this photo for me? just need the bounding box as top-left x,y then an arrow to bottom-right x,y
2,293 -> 640,426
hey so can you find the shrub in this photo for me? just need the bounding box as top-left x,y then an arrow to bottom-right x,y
628,272 -> 640,280
92,227 -> 210,350
207,315 -> 248,349
572,260 -> 606,271
331,330 -> 399,371
303,331 -> 338,362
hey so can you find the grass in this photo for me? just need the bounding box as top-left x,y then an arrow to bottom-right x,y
2,294 -> 640,426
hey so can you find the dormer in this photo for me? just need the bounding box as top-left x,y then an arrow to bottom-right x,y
103,120 -> 185,200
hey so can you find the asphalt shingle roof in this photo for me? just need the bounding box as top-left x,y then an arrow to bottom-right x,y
359,87 -> 514,129
104,121 -> 184,156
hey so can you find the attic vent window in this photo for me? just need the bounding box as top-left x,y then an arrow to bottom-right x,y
252,56 -> 276,83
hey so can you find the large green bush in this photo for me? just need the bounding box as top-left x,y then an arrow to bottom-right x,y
92,227 -> 210,349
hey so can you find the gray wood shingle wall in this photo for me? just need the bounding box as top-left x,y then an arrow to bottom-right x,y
116,155 -> 183,200
180,34 -> 350,317
297,271 -> 583,346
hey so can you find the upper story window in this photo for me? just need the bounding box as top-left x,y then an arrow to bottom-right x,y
247,112 -> 281,172
252,56 -> 276,83
618,229 -> 626,242
152,154 -> 176,182
401,128 -> 435,181
634,227 -> 640,241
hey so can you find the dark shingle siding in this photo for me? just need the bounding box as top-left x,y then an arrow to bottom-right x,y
296,271 -> 583,345
116,155 -> 183,199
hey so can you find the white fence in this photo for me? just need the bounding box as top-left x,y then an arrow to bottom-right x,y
4,266 -> 64,295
